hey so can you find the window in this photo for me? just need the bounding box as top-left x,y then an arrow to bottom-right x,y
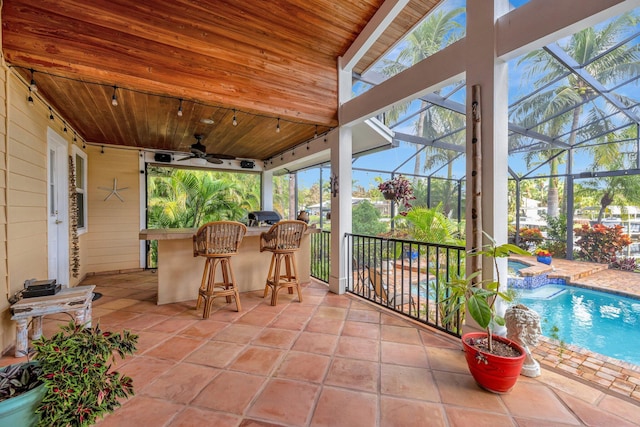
72,146 -> 88,233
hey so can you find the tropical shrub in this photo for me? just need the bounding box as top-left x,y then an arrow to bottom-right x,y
516,227 -> 544,250
609,256 -> 638,272
574,223 -> 632,264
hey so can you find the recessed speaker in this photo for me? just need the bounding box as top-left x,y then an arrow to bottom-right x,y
240,160 -> 255,169
154,153 -> 172,163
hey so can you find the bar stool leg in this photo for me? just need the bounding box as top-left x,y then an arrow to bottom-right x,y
289,253 -> 303,303
221,258 -> 232,304
271,253 -> 282,306
227,257 -> 242,312
264,254 -> 275,299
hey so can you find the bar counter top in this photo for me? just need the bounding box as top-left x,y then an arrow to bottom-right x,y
139,225 -> 319,241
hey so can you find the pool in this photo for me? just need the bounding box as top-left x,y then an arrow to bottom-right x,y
508,260 -> 531,277
516,285 -> 640,366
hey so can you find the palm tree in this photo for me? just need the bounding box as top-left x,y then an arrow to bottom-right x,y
512,12 -> 640,218
380,7 -> 465,181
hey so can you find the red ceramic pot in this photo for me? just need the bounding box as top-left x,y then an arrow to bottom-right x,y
461,332 -> 526,393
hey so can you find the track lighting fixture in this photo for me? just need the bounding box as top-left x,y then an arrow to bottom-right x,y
111,85 -> 118,106
49,107 -> 54,121
177,99 -> 183,117
29,69 -> 37,93
82,141 -> 86,149
101,146 -> 104,154
27,88 -> 34,106
73,133 -> 77,143
276,118 -> 281,133
63,122 -> 68,133
232,109 -> 237,126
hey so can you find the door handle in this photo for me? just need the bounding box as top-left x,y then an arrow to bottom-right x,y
55,220 -> 63,224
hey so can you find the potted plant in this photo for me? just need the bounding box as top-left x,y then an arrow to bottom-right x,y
446,233 -> 530,393
378,175 -> 415,215
534,248 -> 552,264
0,318 -> 138,426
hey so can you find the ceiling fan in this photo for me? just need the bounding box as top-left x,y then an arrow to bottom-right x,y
176,134 -> 235,164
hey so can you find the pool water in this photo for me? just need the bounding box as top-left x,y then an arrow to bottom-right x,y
508,260 -> 531,277
516,285 -> 640,366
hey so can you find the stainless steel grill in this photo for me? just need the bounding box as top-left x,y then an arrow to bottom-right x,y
247,211 -> 281,226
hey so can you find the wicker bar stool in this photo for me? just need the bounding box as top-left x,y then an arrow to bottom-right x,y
193,221 -> 247,319
260,220 -> 308,306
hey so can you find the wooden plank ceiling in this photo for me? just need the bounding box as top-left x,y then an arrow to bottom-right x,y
2,0 -> 439,161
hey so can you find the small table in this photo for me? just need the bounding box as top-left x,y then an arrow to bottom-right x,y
10,285 -> 95,357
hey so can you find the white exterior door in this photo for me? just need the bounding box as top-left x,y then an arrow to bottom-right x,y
47,128 -> 70,287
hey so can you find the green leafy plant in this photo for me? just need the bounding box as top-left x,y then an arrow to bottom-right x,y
31,320 -> 138,427
446,233 -> 529,352
0,362 -> 43,402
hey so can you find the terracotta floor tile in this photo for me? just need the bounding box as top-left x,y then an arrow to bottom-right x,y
237,310 -> 280,326
184,340 -> 246,368
346,308 -> 381,324
335,335 -> 379,362
419,330 -> 461,349
557,391 -> 637,427
214,323 -> 265,344
122,313 -> 170,330
97,298 -> 141,311
380,364 -> 440,401
501,383 -> 580,424
94,396 -> 184,427
248,378 -> 319,425
325,357 -> 379,392
282,303 -> 318,317
168,407 -> 241,427
191,371 -> 266,414
119,356 -> 176,390
305,317 -> 344,335
253,327 -> 299,349
292,332 -> 338,355
381,324 -> 422,345
321,293 -> 351,308
275,351 -> 330,383
598,394 -> 640,420
445,406 -> 516,427
230,346 -> 285,375
146,317 -> 198,334
433,370 -> 505,411
142,362 -> 220,404
342,320 -> 381,340
380,396 -> 447,427
268,314 -> 309,331
179,319 -> 229,339
425,347 -> 469,374
96,310 -> 142,327
144,335 -> 204,361
298,295 -> 325,305
310,386 -> 377,427
314,306 -> 348,319
381,341 -> 429,368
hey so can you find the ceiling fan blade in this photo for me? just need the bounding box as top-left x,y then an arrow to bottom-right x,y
205,156 -> 224,164
208,153 -> 236,160
176,155 -> 193,161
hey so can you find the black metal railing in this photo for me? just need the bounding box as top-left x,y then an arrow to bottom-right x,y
310,230 -> 331,283
346,233 -> 466,337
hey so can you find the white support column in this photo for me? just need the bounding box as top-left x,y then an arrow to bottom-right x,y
329,58 -> 354,295
465,0 -> 511,332
262,170 -> 274,211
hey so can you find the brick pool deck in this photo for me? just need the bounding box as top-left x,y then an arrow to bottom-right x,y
511,255 -> 640,402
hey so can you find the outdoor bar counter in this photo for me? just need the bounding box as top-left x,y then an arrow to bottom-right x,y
139,225 -> 319,304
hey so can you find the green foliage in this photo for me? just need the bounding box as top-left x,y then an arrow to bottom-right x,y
574,223 -> 632,264
0,362 -> 43,402
147,167 -> 260,228
542,213 -> 567,257
446,233 -> 530,352
401,204 -> 464,245
352,200 -> 387,236
32,321 -> 138,427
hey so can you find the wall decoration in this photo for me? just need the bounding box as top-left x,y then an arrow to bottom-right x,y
99,178 -> 128,202
68,156 -> 80,278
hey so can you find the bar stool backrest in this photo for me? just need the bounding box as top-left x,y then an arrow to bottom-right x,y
260,220 -> 308,253
193,221 -> 247,257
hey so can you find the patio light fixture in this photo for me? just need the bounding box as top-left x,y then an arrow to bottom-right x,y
177,99 -> 183,117
27,88 -> 34,106
111,85 -> 118,106
233,109 -> 238,126
29,69 -> 37,93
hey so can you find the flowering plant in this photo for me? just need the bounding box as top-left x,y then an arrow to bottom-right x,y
378,175 -> 415,215
534,248 -> 551,257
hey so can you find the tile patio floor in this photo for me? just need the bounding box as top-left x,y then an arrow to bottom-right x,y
2,269 -> 640,426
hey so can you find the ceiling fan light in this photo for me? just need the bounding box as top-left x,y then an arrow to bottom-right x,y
111,85 -> 118,106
